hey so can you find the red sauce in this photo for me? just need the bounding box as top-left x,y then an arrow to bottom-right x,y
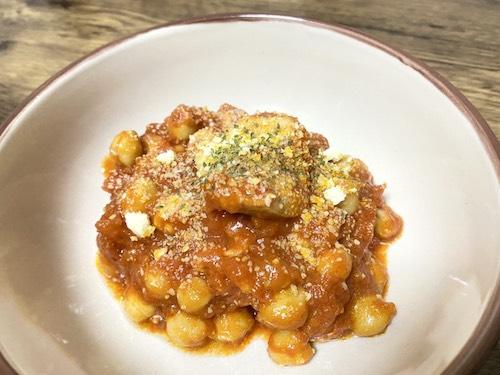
95,104 -> 403,363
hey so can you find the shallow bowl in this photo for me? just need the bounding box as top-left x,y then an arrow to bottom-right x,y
0,14 -> 499,375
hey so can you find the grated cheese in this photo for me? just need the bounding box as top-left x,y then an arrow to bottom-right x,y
156,149 -> 175,164
323,186 -> 347,205
322,148 -> 344,162
124,212 -> 155,238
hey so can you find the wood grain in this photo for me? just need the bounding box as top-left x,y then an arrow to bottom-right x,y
0,0 -> 499,373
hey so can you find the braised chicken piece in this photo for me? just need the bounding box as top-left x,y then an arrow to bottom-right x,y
192,113 -> 312,218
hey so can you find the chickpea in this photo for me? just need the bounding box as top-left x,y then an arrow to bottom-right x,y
166,311 -> 209,348
257,285 -> 309,330
166,105 -> 199,143
177,277 -> 213,313
339,193 -> 359,214
110,130 -> 143,167
121,177 -> 157,213
375,206 -> 402,241
143,266 -> 172,299
123,289 -> 156,323
267,330 -> 314,366
316,245 -> 352,282
351,295 -> 396,337
263,260 -> 292,293
214,309 -> 255,343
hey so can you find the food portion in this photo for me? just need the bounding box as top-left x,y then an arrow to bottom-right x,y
96,104 -> 402,365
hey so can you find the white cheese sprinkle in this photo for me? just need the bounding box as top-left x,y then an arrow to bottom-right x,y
322,148 -> 344,162
323,186 -> 347,205
156,149 -> 175,164
124,212 -> 155,238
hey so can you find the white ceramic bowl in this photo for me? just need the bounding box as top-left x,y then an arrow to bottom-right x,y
0,14 -> 499,375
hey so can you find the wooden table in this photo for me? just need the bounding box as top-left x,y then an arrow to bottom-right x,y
0,0 -> 499,373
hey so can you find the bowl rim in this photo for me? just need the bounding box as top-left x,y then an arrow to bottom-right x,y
0,12 -> 499,375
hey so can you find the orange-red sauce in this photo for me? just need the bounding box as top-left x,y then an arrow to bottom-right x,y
95,104 -> 403,362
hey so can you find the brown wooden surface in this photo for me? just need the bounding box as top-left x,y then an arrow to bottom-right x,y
0,0 -> 499,373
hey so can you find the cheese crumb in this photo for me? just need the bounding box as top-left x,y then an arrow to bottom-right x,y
156,149 -> 175,164
124,212 -> 155,238
323,186 -> 346,205
322,148 -> 344,162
